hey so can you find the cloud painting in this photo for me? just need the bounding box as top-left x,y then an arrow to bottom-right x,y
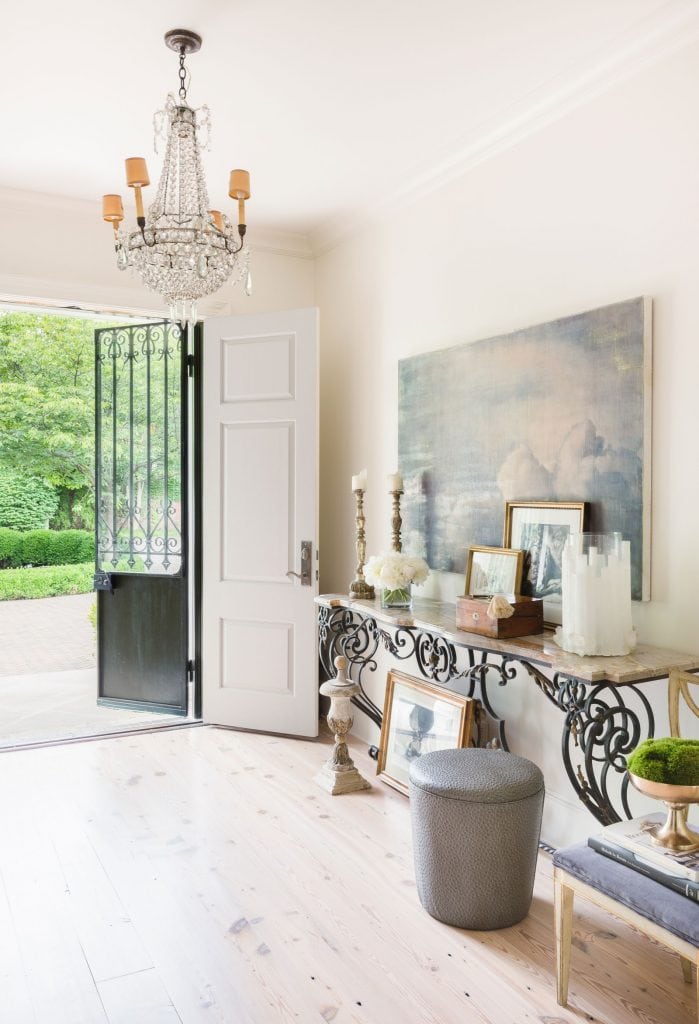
398,298 -> 651,599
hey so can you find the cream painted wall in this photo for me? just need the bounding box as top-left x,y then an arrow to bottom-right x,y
0,188 -> 315,316
315,41 -> 699,845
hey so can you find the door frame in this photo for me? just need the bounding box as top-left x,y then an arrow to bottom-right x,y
193,321 -> 203,719
94,319 -> 192,716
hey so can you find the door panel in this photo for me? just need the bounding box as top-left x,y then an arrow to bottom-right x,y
97,575 -> 187,712
202,309 -> 319,736
95,320 -> 189,714
221,420 -> 294,582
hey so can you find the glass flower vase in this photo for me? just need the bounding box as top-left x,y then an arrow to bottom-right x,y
380,584 -> 412,609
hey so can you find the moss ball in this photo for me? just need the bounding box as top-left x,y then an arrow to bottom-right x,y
627,738 -> 699,786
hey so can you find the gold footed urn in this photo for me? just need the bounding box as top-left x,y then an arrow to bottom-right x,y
629,773 -> 699,854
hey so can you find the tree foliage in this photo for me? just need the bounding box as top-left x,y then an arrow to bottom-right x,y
0,311 -> 112,529
0,467 -> 59,530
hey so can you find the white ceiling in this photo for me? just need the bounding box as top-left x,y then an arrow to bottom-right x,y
5,1 -> 699,250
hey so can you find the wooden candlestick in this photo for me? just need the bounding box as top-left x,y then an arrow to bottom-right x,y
390,489 -> 403,553
349,488 -> 374,599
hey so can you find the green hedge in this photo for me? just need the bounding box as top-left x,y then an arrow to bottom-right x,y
0,562 -> 94,601
0,528 -> 24,568
0,528 -> 94,568
0,468 -> 59,530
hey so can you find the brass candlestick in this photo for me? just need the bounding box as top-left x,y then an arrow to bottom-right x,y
390,489 -> 403,552
349,488 -> 375,599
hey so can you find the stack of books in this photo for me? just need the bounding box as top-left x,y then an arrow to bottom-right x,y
588,812 -> 699,901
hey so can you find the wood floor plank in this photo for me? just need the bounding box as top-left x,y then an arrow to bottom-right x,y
0,726 -> 692,1024
98,968 -> 182,1024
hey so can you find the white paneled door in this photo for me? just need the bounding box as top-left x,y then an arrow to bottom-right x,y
202,309 -> 319,736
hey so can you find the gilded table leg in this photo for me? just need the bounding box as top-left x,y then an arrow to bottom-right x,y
554,869 -> 574,1007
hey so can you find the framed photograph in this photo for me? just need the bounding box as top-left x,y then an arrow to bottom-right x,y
377,670 -> 475,795
503,500 -> 588,625
465,545 -> 524,597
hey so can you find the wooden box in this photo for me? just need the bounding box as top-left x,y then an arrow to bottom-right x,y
455,595 -> 544,639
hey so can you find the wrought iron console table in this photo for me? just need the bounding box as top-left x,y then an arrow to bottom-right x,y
316,595 -> 699,827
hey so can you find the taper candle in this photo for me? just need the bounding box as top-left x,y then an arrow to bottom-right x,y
351,468 -> 367,492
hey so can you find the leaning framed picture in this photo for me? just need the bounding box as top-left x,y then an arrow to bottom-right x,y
377,670 -> 475,795
465,545 -> 524,597
503,500 -> 588,625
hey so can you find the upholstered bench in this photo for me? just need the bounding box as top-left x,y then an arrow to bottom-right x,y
409,748 -> 544,929
553,842 -> 699,1017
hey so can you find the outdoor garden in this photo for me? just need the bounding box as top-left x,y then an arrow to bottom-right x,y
0,311 -> 98,602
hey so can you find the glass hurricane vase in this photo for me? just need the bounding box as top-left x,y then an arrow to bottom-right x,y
380,584 -> 412,610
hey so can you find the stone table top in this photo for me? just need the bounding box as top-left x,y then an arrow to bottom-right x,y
316,594 -> 699,685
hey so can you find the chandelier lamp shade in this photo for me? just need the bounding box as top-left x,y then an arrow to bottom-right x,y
101,29 -> 251,321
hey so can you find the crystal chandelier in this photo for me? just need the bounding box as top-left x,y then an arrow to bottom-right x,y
101,29 -> 251,322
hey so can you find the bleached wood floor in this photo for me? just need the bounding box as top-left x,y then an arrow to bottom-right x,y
0,726 -> 692,1024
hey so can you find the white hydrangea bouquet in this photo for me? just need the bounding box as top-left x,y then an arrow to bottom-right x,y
364,551 -> 430,609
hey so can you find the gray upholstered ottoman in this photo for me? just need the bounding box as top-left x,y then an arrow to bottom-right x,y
409,748 -> 544,929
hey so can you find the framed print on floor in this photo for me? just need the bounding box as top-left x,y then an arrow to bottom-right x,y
377,670 -> 475,795
503,500 -> 588,625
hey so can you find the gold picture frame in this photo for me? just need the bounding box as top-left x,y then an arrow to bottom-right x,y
377,670 -> 475,796
503,500 -> 588,625
464,545 -> 524,597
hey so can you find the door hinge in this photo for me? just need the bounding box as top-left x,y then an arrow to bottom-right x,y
187,658 -> 196,681
186,354 -> 195,378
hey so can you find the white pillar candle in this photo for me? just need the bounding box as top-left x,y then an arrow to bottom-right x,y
556,533 -> 635,656
351,468 -> 367,491
387,471 -> 403,492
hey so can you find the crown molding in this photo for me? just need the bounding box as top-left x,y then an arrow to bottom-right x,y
0,271 -> 168,319
0,186 -> 313,260
311,1 -> 699,255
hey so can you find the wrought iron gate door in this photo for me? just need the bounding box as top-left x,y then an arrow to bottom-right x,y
95,321 -> 188,714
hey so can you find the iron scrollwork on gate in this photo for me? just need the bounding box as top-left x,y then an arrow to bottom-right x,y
317,603 -> 656,825
95,321 -> 185,575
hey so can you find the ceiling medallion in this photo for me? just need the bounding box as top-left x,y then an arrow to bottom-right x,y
102,28 -> 251,322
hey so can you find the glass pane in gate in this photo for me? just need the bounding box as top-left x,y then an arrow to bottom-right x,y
95,321 -> 184,574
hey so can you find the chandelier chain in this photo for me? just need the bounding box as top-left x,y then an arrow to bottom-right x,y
178,48 -> 188,101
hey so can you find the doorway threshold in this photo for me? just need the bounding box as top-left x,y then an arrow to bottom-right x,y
0,666 -> 200,752
0,718 -> 204,754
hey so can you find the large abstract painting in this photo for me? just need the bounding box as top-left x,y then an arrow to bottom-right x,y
398,297 -> 651,600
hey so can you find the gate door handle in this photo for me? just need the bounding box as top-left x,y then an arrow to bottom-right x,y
286,540 -> 312,586
93,570 -> 114,592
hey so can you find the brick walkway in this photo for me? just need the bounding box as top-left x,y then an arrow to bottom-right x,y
0,595 -> 182,746
0,594 -> 96,676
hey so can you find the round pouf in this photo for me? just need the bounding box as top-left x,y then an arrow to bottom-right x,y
409,748 -> 544,930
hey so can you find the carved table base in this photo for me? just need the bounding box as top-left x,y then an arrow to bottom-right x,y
317,597 -> 699,825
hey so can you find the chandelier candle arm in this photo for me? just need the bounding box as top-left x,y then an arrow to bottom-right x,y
125,157 -> 150,228
102,195 -> 124,239
101,28 -> 251,321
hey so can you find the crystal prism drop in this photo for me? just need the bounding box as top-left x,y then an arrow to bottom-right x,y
197,253 -> 208,278
245,269 -> 253,296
